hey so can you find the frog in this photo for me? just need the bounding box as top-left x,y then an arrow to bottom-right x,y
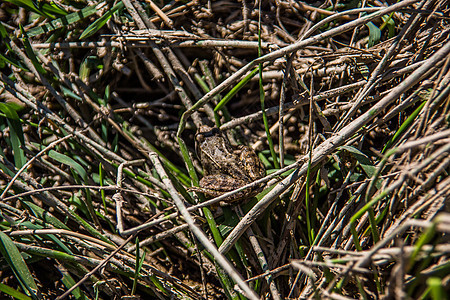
191,125 -> 266,203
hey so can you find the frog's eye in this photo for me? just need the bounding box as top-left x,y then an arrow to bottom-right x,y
200,128 -> 217,138
211,127 -> 220,135
195,133 -> 205,142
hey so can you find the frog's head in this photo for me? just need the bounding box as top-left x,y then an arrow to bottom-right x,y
196,125 -> 220,143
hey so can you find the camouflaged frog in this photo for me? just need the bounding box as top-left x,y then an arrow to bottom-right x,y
191,125 -> 265,203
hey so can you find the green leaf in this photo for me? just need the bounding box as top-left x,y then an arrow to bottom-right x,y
4,0 -> 66,19
19,25 -> 48,76
79,56 -> 99,81
21,221 -> 73,254
366,22 -> 381,47
48,150 -> 87,181
35,0 -> 67,17
60,85 -> 82,101
0,22 -> 8,39
68,191 -> 89,216
60,271 -> 85,300
214,67 -> 259,113
0,139 -> 15,177
98,163 -> 107,213
27,3 -> 100,37
381,14 -> 395,38
79,1 -> 124,39
0,283 -> 32,300
22,201 -> 70,230
339,146 -> 376,178
3,99 -> 26,112
383,101 -> 426,153
427,277 -> 446,300
0,102 -> 22,120
0,232 -> 40,299
0,102 -> 27,168
0,22 -> 15,58
0,52 -> 25,71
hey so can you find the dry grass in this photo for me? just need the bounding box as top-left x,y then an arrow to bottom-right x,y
0,0 -> 449,299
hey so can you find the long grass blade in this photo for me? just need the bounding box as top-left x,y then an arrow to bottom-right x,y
0,232 -> 40,299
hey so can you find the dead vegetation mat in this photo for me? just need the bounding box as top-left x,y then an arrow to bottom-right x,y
0,0 -> 450,299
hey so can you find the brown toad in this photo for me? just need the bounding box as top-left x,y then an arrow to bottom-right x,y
192,125 -> 265,203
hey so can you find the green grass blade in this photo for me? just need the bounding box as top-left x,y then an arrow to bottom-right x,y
257,4 -> 279,169
383,101 -> 426,153
203,207 -> 223,245
340,145 -> 380,188
99,163 -> 107,214
259,64 -> 279,169
0,22 -> 9,40
380,13 -> 395,38
4,0 -> 66,18
79,1 -> 124,39
79,55 -> 102,82
59,271 -> 86,300
409,221 -> 437,266
48,150 -> 87,182
132,238 -> 146,295
0,232 -> 40,299
21,201 -> 70,230
146,271 -> 168,295
60,85 -> 83,101
214,67 -> 259,113
0,102 -> 27,168
215,263 -> 241,300
34,0 -> 67,17
22,221 -> 73,254
27,3 -> 100,37
132,237 -> 140,295
350,151 -> 392,250
19,25 -> 48,76
202,206 -> 240,297
366,22 -> 381,47
177,135 -> 199,187
126,129 -> 190,185
427,277 -> 447,300
0,283 -> 32,300
0,53 -> 29,71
